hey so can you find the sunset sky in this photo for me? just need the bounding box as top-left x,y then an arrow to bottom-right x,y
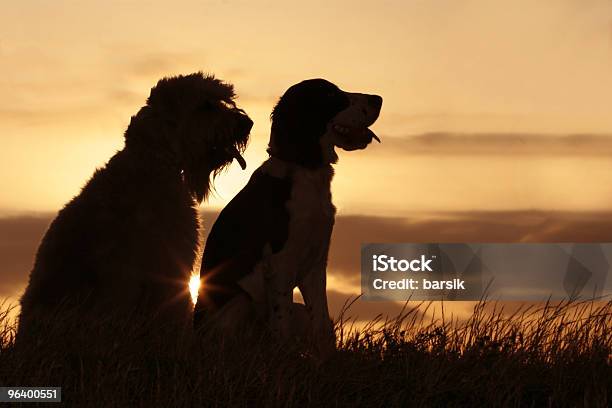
1,1 -> 612,319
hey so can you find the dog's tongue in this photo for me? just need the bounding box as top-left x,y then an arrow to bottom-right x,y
365,128 -> 381,143
333,124 -> 381,145
226,146 -> 247,170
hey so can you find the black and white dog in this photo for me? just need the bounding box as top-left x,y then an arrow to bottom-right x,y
194,79 -> 382,353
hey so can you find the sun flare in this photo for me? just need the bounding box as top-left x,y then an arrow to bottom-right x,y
189,273 -> 200,305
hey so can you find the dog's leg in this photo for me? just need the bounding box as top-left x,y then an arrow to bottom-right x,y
266,254 -> 298,340
298,260 -> 335,358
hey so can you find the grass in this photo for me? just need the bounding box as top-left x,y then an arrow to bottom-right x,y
0,298 -> 610,407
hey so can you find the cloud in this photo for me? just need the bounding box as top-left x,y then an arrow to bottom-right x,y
372,133 -> 612,157
3,210 -> 612,320
328,211 -> 612,283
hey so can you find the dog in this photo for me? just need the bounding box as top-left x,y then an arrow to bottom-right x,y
18,73 -> 252,343
194,79 -> 382,355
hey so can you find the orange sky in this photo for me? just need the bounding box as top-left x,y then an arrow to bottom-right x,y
1,1 -> 612,321
1,0 -> 612,215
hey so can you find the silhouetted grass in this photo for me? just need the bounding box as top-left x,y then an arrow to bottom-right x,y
0,298 -> 610,407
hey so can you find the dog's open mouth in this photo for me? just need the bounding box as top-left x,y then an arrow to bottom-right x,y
331,123 -> 381,151
225,145 -> 247,170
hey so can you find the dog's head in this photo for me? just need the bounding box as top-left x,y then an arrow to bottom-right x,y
268,79 -> 382,168
126,72 -> 253,202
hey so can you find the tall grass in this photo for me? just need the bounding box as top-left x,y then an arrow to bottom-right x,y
0,298 -> 610,407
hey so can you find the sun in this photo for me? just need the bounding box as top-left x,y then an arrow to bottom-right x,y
188,273 -> 200,305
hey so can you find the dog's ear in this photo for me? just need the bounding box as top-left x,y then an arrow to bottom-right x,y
268,80 -> 350,168
124,106 -> 182,163
268,100 -> 327,168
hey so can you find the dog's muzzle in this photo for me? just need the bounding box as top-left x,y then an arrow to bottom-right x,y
330,93 -> 383,150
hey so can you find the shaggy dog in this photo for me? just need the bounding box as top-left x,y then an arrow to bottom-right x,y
194,79 -> 382,356
18,73 -> 252,343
